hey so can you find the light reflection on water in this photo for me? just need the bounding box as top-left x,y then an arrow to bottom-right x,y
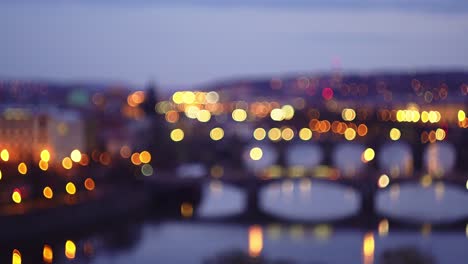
377,183 -> 468,222
3,143 -> 466,263
83,223 -> 468,263
260,180 -> 359,221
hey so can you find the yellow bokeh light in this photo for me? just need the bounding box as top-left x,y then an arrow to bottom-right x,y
363,232 -> 375,260
428,111 -> 439,123
62,157 -> 73,170
13,249 -> 22,264
341,108 -> 356,121
249,147 -> 263,161
396,110 -> 405,122
389,128 -> 401,141
298,128 -> 312,140
421,174 -> 432,187
43,186 -> 53,199
0,149 -> 9,161
411,110 -> 420,122
70,149 -> 82,162
185,105 -> 200,119
249,225 -> 263,258
281,105 -> 295,120
12,190 -> 22,204
84,178 -> 96,191
344,128 -> 356,141
378,219 -> 389,237
458,110 -> 466,122
43,245 -> 53,263
65,240 -> 76,259
196,109 -> 211,122
40,149 -> 51,162
66,182 -> 76,195
421,111 -> 429,123
362,148 -> 375,162
39,160 -> 49,171
281,127 -> 294,141
268,128 -> 282,141
253,128 -> 266,140
182,91 -> 196,104
18,162 -> 27,175
181,202 -> 193,218
139,151 -> 152,164
210,127 -> 224,141
435,128 -> 446,141
270,108 -> 285,121
0,169 -> 2,180
172,91 -> 184,104
170,129 -> 185,142
232,109 -> 247,122
378,174 -> 390,188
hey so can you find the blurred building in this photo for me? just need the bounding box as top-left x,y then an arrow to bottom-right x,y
0,106 -> 85,162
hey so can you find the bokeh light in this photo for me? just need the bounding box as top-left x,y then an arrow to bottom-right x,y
66,182 -> 76,195
249,147 -> 263,160
170,129 -> 185,142
253,128 -> 266,140
298,128 -> 312,140
389,128 -> 401,141
210,127 -> 225,141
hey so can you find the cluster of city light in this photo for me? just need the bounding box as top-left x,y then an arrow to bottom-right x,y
130,150 -> 152,165
263,127 -> 295,142
270,105 -> 295,121
161,91 -> 223,122
172,91 -> 219,105
39,149 -> 51,171
12,240 -> 82,263
395,109 -> 441,123
128,150 -> 154,176
123,90 -> 146,119
127,91 -> 146,107
459,110 -> 468,128
263,223 -> 333,241
309,119 -> 368,139
421,128 -> 446,143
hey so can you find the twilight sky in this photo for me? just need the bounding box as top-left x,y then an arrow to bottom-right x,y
0,1 -> 467,88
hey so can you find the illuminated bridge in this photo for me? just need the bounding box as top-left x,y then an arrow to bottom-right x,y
146,170 -> 468,233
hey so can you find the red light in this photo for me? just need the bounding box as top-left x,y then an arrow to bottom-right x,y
322,87 -> 334,100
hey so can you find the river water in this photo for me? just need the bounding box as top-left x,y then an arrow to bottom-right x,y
3,142 -> 468,263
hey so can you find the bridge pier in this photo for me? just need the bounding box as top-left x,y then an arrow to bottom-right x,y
357,178 -> 378,228
244,179 -> 263,220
